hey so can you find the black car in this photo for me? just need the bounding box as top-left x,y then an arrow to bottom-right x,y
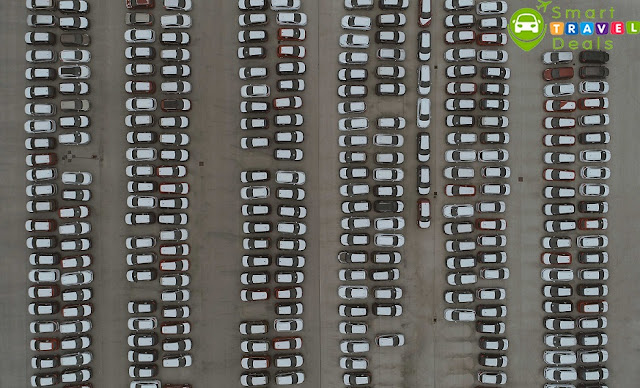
578,201 -> 608,214
579,66 -> 609,79
60,33 -> 91,47
481,66 -> 510,79
480,132 -> 508,144
374,200 -> 403,213
579,50 -> 609,64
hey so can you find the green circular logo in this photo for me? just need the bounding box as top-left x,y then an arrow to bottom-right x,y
509,8 -> 546,51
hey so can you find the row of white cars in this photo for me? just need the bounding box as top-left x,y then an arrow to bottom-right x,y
25,1 -> 95,387
440,1 -> 511,386
336,0 -> 431,386
539,50 -> 611,386
124,2 -> 195,387
238,0 -> 308,386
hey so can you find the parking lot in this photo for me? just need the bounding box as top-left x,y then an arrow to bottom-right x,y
2,0 -> 640,387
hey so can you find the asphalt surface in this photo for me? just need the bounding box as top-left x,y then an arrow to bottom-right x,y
1,0 -> 640,387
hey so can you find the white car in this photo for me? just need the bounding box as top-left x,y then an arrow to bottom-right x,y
341,15 -> 371,30
543,51 -> 573,64
580,149 -> 611,162
373,134 -> 403,147
276,12 -> 308,26
124,29 -> 155,43
443,204 -> 474,218
579,183 -> 609,197
61,270 -> 93,286
445,149 -> 476,162
161,14 -> 192,28
26,49 -> 55,63
581,166 -> 611,179
60,49 -> 91,63
577,235 -> 608,249
237,46 -> 266,60
543,350 -> 577,365
444,48 -> 476,63
542,236 -> 572,249
161,81 -> 192,94
580,80 -> 609,94
544,367 -> 577,382
276,170 -> 306,185
477,49 -> 508,63
544,152 -> 575,164
162,354 -> 192,368
241,84 -> 270,98
541,268 -> 574,282
444,308 -> 476,322
476,1 -> 508,15
544,83 -> 575,98
339,33 -> 369,48
338,101 -> 366,115
477,371 -> 507,385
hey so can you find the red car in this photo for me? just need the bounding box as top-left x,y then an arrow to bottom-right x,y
541,252 -> 572,265
476,218 -> 507,231
577,300 -> 608,314
25,219 -> 56,232
28,285 -> 61,299
277,45 -> 306,59
126,0 -> 154,9
272,336 -> 302,350
578,97 -> 609,110
273,96 -> 303,110
543,67 -> 574,81
578,217 -> 608,230
31,338 -> 60,352
544,99 -> 576,112
477,33 -> 507,46
419,0 -> 431,27
27,153 -> 58,167
277,28 -> 306,41
161,98 -> 191,112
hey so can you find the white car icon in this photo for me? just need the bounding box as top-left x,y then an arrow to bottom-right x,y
513,13 -> 541,34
